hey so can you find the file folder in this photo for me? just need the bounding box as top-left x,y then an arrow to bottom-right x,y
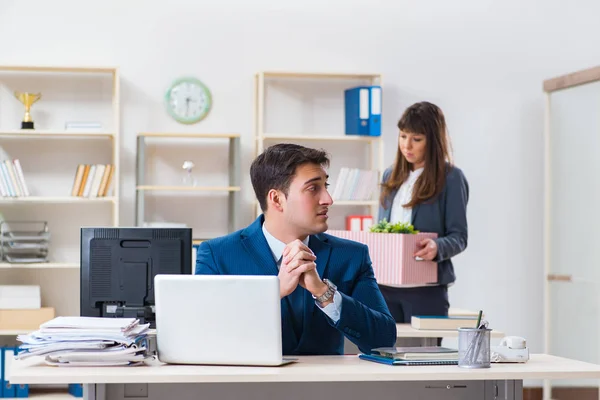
0,346 -> 3,398
69,383 -> 84,397
2,347 -> 15,397
14,348 -> 28,398
344,86 -> 382,136
359,353 -> 458,366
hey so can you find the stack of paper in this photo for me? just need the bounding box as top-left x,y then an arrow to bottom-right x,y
16,316 -> 153,366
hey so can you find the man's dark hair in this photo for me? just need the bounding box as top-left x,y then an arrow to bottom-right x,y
250,143 -> 330,212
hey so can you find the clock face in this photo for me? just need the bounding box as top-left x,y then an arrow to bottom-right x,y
165,77 -> 212,124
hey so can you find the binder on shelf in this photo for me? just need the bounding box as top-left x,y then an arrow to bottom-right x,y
0,346 -> 3,398
361,216 -> 373,231
345,215 -> 373,231
14,348 -> 28,398
344,86 -> 382,137
68,383 -> 83,397
346,215 -> 362,231
2,346 -> 15,397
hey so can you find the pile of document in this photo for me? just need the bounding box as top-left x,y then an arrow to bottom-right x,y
16,316 -> 153,366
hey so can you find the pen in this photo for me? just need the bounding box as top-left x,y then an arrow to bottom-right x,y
476,310 -> 482,328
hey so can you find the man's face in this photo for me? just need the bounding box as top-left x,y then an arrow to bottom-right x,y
281,163 -> 333,236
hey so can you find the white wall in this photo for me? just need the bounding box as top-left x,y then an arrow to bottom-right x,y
1,0 -> 600,371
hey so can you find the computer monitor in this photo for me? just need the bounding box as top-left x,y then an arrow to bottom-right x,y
80,227 -> 192,328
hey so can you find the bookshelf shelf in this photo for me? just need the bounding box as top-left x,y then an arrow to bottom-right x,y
0,262 -> 79,269
0,196 -> 116,204
260,134 -> 379,142
135,133 -> 241,234
260,71 -> 381,80
136,186 -> 240,192
0,64 -> 117,74
0,130 -> 114,138
0,329 -> 33,335
27,388 -> 74,399
333,200 -> 378,206
139,132 -> 240,139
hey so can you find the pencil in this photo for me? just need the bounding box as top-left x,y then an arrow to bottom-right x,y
476,310 -> 483,328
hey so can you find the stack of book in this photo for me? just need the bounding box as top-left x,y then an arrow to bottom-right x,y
331,167 -> 379,201
360,346 -> 459,365
0,159 -> 29,198
70,164 -> 114,197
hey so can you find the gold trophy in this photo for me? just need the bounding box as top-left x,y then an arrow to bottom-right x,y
14,91 -> 41,129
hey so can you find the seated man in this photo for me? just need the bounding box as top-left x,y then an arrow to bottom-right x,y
196,143 -> 397,355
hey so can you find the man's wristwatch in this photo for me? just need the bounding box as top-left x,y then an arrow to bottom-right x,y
313,279 -> 337,304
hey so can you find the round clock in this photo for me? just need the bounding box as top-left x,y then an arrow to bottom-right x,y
165,77 -> 212,124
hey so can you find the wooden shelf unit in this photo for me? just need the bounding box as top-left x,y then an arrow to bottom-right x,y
0,64 -> 120,326
135,132 -> 241,235
253,71 -> 384,223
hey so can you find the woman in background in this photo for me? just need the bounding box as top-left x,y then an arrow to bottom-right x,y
378,101 -> 469,328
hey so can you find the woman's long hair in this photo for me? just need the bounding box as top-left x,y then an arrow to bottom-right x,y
380,101 -> 453,209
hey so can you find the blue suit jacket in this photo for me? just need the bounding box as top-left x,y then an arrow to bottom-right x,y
378,164 -> 469,286
195,215 -> 397,355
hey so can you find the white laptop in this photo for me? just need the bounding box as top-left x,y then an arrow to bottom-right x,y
154,274 -> 297,366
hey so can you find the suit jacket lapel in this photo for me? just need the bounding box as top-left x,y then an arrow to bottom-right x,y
240,216 -> 279,276
411,203 -> 421,225
383,188 -> 399,222
295,234 -> 331,352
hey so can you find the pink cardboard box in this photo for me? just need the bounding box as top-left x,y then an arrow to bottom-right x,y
326,230 -> 438,286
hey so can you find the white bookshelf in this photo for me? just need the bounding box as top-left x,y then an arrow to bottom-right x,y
0,262 -> 79,269
135,132 -> 241,239
253,71 -> 384,228
0,64 -> 120,320
0,130 -> 114,138
0,196 -> 116,204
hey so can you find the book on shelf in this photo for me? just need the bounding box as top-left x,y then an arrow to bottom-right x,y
0,159 -> 30,198
331,167 -> 379,201
71,164 -> 114,197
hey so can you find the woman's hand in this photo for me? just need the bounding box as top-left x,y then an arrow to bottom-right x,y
414,238 -> 438,261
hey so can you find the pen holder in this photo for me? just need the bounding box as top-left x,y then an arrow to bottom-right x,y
458,327 -> 491,368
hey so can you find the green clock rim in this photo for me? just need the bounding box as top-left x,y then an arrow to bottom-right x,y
164,76 -> 212,124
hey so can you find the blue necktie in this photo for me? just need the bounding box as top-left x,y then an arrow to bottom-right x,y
278,257 -> 304,340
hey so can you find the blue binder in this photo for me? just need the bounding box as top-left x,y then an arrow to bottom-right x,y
69,383 -> 83,397
14,348 -> 28,397
1,346 -> 4,398
2,347 -> 15,397
344,86 -> 382,136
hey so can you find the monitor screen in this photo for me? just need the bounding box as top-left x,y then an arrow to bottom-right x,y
80,227 -> 192,327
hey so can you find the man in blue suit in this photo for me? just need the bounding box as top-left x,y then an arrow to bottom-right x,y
196,143 -> 396,355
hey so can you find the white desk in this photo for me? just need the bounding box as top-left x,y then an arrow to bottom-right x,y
10,354 -> 600,400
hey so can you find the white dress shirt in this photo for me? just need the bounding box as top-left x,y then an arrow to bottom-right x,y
262,223 -> 342,322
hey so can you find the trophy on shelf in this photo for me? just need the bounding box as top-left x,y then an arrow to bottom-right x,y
14,91 -> 42,129
182,160 -> 197,186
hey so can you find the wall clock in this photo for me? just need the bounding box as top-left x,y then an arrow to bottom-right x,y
165,77 -> 212,124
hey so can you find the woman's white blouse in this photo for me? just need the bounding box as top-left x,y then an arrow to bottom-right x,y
389,167 -> 424,224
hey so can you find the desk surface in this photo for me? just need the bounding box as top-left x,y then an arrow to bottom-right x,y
10,354 -> 600,384
396,324 -> 504,338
